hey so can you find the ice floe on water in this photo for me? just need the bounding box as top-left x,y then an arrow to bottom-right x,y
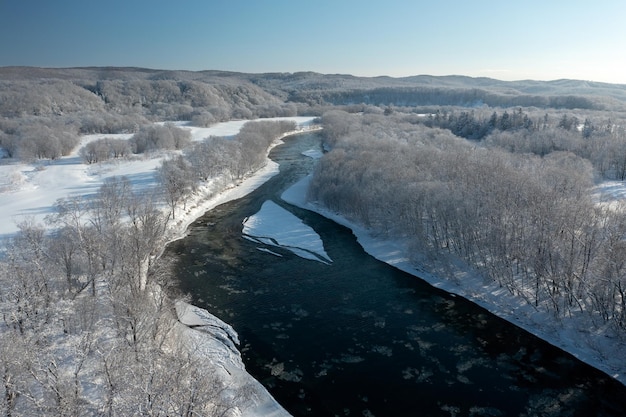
242,200 -> 332,264
302,148 -> 324,159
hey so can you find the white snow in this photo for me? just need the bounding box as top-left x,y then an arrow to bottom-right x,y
242,200 -> 332,264
162,116 -> 316,141
0,116 -> 316,242
173,301 -> 290,417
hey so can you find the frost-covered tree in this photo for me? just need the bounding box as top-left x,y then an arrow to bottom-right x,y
158,155 -> 196,219
130,123 -> 191,154
309,110 -> 626,330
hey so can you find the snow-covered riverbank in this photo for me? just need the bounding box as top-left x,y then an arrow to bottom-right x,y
3,117 -> 625,414
0,116 -> 317,240
118,122 -> 319,417
0,116 -> 317,417
160,159 -> 292,417
281,173 -> 626,387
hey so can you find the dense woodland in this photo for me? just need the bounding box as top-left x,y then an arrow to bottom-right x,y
309,109 -> 626,332
3,67 -> 626,414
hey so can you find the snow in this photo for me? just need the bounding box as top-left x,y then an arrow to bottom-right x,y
593,180 -> 626,212
0,116 -> 314,417
282,174 -> 626,386
173,301 -> 291,417
0,116 -> 316,242
242,200 -> 332,264
163,116 -> 316,141
3,116 -> 626,414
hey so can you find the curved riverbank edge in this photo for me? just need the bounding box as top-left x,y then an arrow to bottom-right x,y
281,174 -> 626,387
171,301 -> 290,417
157,129 -> 319,417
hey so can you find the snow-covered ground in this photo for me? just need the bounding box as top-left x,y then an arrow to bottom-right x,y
0,116 -> 315,417
2,117 -> 626,414
0,116 -> 316,241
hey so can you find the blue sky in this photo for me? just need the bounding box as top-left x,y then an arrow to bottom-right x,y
1,0 -> 625,83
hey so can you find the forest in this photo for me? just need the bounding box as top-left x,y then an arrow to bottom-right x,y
309,108 -> 626,332
2,66 -> 626,414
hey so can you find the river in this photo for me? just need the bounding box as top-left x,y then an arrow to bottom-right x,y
164,132 -> 626,417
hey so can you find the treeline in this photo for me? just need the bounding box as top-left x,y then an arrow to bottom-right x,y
91,79 -> 297,121
0,78 -> 296,122
161,120 -> 297,219
78,122 -> 193,164
381,106 -> 626,181
4,68 -> 626,166
420,107 -> 602,140
451,109 -> 626,181
293,87 -> 602,110
0,77 -> 299,162
423,108 -> 535,139
0,80 -> 105,117
0,119 -> 81,160
0,113 -> 147,160
0,120 -> 294,415
309,111 -> 626,332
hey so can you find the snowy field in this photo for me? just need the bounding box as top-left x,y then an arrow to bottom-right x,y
0,116 -> 316,241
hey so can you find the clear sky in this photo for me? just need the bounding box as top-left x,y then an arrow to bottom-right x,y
1,0 -> 625,84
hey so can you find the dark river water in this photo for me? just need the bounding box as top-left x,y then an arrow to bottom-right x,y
164,132 -> 626,417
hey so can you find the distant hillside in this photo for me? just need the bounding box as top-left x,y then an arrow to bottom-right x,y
246,72 -> 626,110
1,67 -> 626,117
0,67 -> 289,121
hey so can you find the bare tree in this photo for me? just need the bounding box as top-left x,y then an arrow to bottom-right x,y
158,156 -> 195,219
47,197 -> 103,297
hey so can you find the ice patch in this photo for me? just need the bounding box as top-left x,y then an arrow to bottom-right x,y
242,200 -> 332,264
255,246 -> 283,257
371,345 -> 393,356
302,149 -> 323,159
267,360 -> 304,382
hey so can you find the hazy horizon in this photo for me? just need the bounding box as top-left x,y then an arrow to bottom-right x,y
1,0 -> 625,85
